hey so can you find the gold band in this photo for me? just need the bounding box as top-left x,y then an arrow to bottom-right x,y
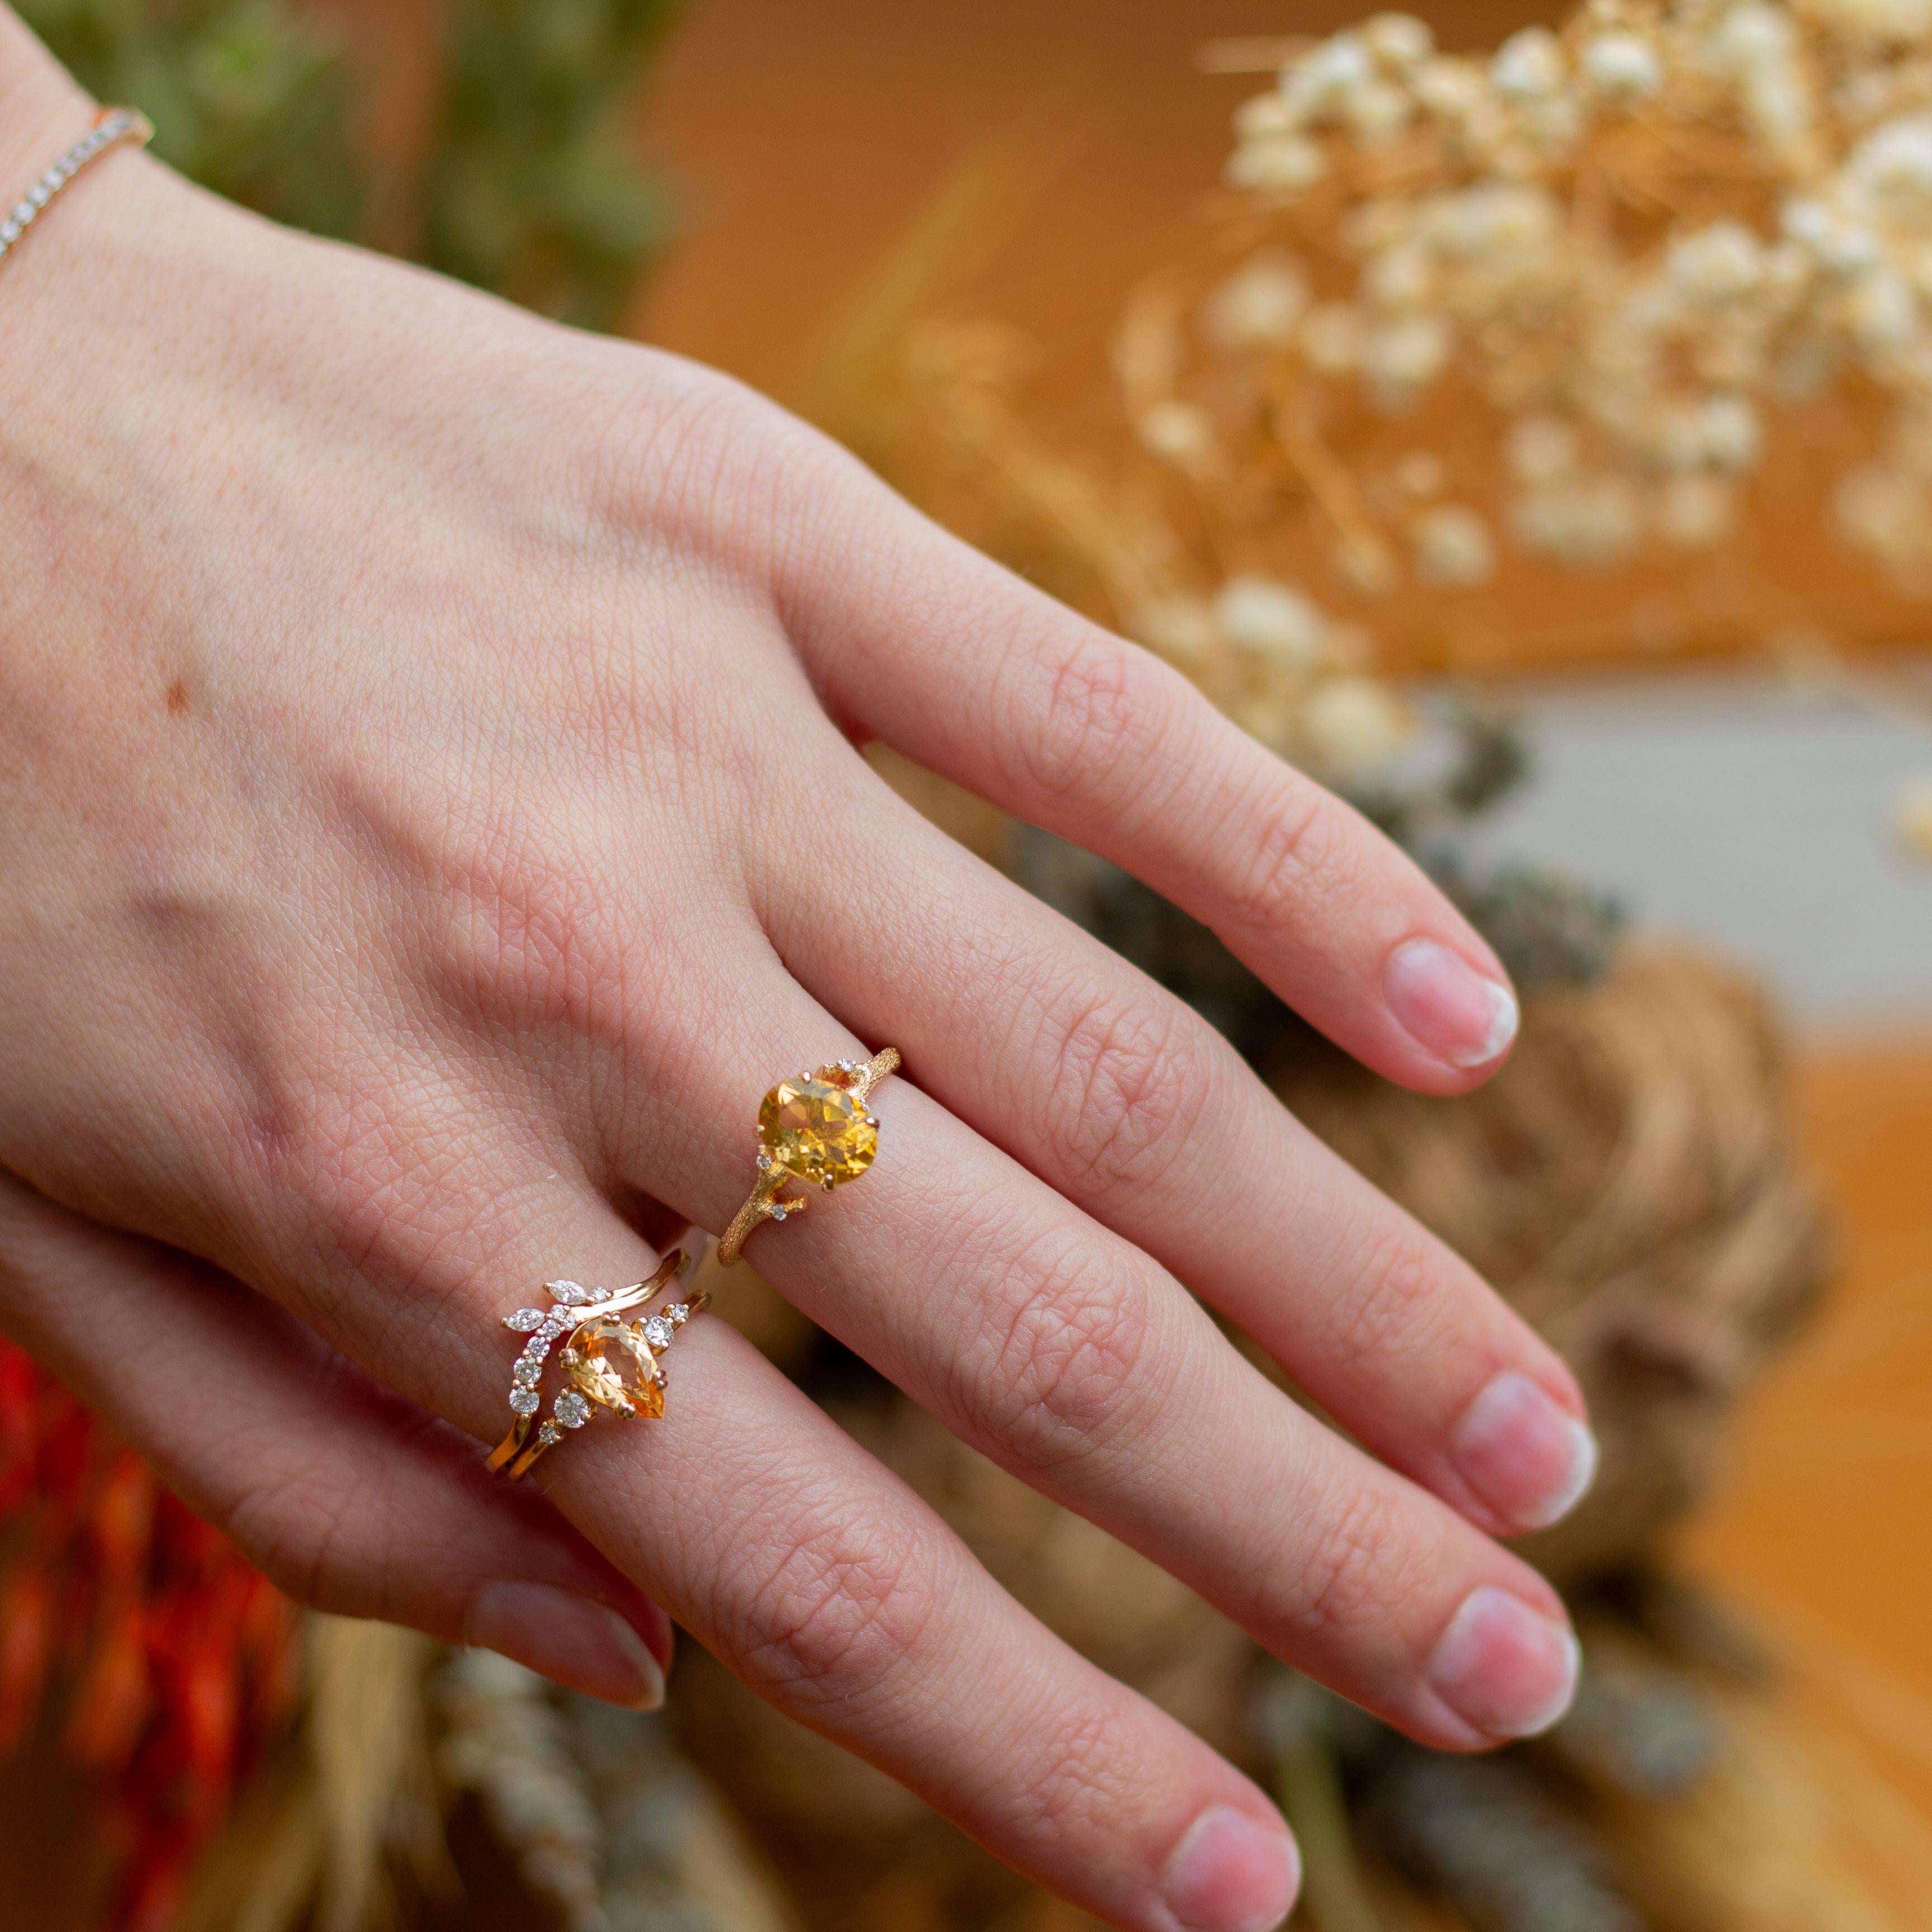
718,1048 -> 901,1266
488,1249 -> 707,1480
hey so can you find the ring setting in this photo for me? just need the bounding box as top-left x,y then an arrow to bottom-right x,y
488,1248 -> 707,1479
719,1048 -> 900,1265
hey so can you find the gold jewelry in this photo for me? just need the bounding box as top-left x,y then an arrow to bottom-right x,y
487,1249 -> 707,1480
718,1048 -> 901,1266
0,109 -> 152,272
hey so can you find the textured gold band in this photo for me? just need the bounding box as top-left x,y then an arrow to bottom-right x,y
488,1249 -> 707,1479
718,1048 -> 900,1266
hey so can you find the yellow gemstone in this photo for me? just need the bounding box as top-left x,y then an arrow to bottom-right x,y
565,1319 -> 663,1420
759,1076 -> 877,1186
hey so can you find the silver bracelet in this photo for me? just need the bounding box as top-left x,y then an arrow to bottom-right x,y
0,107 -> 151,270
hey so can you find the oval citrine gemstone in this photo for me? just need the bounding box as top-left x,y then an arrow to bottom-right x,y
758,1076 -> 878,1186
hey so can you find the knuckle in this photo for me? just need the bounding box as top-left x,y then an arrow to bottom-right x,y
1287,1476 -> 1405,1644
732,1499 -> 943,1713
1034,986 -> 1210,1199
969,1232 -> 1156,1466
223,1463 -> 364,1614
1014,626 -> 1173,808
1219,776 -> 1358,939
1330,1233 -> 1452,1378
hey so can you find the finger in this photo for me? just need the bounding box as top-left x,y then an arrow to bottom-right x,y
766,792 -> 1596,1540
0,1172 -> 674,1710
592,945 -> 1580,1753
770,451 -> 1518,1093
180,1046 -> 1303,1932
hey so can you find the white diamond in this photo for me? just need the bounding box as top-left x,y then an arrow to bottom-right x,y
513,1359 -> 541,1386
537,1421 -> 563,1446
667,1303 -> 689,1323
547,1280 -> 591,1304
554,1391 -> 590,1428
504,1308 -> 548,1333
509,1386 -> 540,1415
643,1316 -> 674,1348
756,1153 -> 773,1171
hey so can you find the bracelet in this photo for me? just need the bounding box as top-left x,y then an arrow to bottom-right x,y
0,107 -> 151,271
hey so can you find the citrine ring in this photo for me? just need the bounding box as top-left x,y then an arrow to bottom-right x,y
487,1248 -> 708,1480
717,1048 -> 901,1266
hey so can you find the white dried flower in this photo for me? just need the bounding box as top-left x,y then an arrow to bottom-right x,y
1492,27 -> 1565,98
1347,79 -> 1414,144
1668,221 -> 1767,301
1227,133 -> 1329,193
1366,12 -> 1435,69
1202,252 -> 1310,349
1845,111 -> 1932,223
1300,677 -> 1412,778
1234,91 -> 1299,139
1213,575 -> 1329,667
1362,313 -> 1453,405
1510,475 -> 1644,563
1425,181 -> 1562,257
1507,414 -> 1582,482
1583,31 -> 1665,96
1136,400 -> 1215,462
1362,242 -> 1435,310
1707,2 -> 1797,72
1285,32 -> 1376,117
1742,61 -> 1816,145
1412,55 -> 1488,116
1655,472 -> 1739,544
1844,264 -> 1920,347
1412,505 -> 1498,583
1782,193 -> 1882,271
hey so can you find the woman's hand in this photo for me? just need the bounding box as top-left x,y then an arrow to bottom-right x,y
0,22 -> 1594,1930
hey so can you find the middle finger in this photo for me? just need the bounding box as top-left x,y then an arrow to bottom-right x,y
606,947 -> 1580,1751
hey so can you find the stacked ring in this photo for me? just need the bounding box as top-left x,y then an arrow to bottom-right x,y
718,1047 -> 901,1266
488,1248 -> 707,1480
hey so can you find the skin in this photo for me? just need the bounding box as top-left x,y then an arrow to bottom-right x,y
0,20 -> 1594,1931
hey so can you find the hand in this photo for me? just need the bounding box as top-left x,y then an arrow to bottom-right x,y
0,22 -> 1593,1931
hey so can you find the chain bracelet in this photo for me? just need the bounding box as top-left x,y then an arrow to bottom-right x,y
0,107 -> 152,271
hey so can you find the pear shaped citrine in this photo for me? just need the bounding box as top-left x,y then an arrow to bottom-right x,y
565,1317 -> 662,1419
758,1076 -> 877,1186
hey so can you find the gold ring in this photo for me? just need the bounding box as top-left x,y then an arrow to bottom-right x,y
487,1248 -> 708,1480
718,1048 -> 901,1266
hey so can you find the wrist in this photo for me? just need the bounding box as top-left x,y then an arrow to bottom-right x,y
0,10 -> 94,200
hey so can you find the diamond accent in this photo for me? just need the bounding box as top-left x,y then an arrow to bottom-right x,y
643,1315 -> 674,1349
536,1421 -> 564,1446
667,1303 -> 689,1323
770,1205 -> 787,1220
554,1390 -> 591,1428
512,1358 -> 542,1386
547,1280 -> 594,1305
508,1386 -> 541,1416
504,1308 -> 548,1333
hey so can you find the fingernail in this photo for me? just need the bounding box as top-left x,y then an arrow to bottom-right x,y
1385,937 -> 1519,1069
1161,1804 -> 1300,1932
463,1581 -> 666,1711
1451,1370 -> 1600,1532
1426,1585 -> 1580,1740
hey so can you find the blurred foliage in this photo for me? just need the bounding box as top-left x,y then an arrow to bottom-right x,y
20,0 -> 361,236
425,0 -> 680,329
17,0 -> 679,326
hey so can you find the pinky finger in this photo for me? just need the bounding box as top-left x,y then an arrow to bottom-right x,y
0,1172 -> 673,1710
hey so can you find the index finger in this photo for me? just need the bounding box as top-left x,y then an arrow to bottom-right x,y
772,444 -> 1518,1095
